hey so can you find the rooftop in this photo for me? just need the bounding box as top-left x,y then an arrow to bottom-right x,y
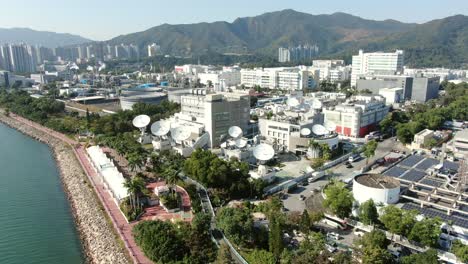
354,173 -> 400,189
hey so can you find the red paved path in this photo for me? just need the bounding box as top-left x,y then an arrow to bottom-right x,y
141,182 -> 192,222
10,114 -> 152,264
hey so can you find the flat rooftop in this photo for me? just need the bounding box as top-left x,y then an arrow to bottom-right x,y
355,174 -> 400,189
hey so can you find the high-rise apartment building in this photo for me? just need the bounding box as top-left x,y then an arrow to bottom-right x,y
351,49 -> 404,87
278,47 -> 290,63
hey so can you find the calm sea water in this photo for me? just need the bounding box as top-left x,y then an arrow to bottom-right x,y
0,123 -> 85,264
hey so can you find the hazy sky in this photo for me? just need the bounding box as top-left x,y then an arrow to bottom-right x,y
1,0 -> 467,40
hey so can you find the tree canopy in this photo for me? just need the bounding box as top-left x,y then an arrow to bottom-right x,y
323,180 -> 354,218
358,199 -> 379,226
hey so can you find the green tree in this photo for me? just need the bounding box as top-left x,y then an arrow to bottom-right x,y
363,139 -> 378,164
332,251 -> 352,264
355,230 -> 392,264
408,217 -> 442,247
401,249 -> 439,264
214,244 -> 235,264
451,240 -> 468,263
185,213 -> 217,263
132,220 -> 186,263
216,207 -> 253,246
359,199 -> 379,225
299,209 -> 311,233
361,246 -> 393,264
356,230 -> 389,249
323,180 -> 354,218
269,218 -> 284,258
246,249 -> 276,264
379,206 -> 417,237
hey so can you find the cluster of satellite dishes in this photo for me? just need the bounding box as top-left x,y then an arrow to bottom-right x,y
299,121 -> 337,138
286,96 -> 323,112
86,62 -> 107,73
224,126 -> 248,149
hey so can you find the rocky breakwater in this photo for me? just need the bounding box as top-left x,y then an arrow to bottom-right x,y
0,113 -> 130,264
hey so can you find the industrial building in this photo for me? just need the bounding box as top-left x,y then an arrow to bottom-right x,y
119,86 -> 167,110
355,74 -> 440,103
323,95 -> 389,138
353,173 -> 400,205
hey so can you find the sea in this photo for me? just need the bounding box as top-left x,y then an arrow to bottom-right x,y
0,123 -> 85,264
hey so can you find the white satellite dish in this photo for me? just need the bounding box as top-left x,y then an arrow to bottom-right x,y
171,126 -> 191,141
253,143 -> 275,162
312,124 -> 328,136
312,99 -> 323,109
235,138 -> 248,148
228,126 -> 243,138
86,65 -> 94,72
151,120 -> 170,136
132,115 -> 151,129
300,128 -> 312,137
287,97 -> 300,107
324,121 -> 337,132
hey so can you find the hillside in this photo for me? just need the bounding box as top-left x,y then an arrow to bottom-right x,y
108,9 -> 468,67
108,9 -> 415,56
0,28 -> 91,48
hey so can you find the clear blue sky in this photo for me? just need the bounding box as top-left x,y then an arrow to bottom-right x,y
1,0 -> 467,40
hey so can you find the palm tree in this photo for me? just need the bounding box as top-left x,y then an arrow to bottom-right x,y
132,176 -> 146,209
123,178 -> 137,211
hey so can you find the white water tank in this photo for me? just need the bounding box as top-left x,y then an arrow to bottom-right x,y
353,174 -> 400,205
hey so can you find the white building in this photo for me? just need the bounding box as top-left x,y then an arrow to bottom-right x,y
453,129 -> 468,155
378,87 -> 404,106
411,129 -> 434,149
323,95 -> 389,138
312,60 -> 344,68
353,174 -> 400,205
147,43 -> 161,57
197,69 -> 241,88
278,47 -> 291,63
351,49 -> 404,87
178,90 -> 250,147
241,67 -> 312,91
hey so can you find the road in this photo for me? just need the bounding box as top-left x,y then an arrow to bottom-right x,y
282,137 -> 406,212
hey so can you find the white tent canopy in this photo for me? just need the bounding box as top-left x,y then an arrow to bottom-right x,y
87,146 -> 129,202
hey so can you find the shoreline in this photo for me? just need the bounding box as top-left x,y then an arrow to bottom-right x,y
0,113 -> 130,264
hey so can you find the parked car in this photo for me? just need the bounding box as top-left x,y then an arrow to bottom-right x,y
348,153 -> 361,162
299,195 -> 305,201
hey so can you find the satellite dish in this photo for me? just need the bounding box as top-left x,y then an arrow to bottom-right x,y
312,124 -> 328,136
312,99 -> 323,109
132,115 -> 151,129
171,126 -> 191,141
151,120 -> 170,136
324,121 -> 337,132
287,97 -> 300,107
300,128 -> 312,137
235,138 -> 248,148
86,65 -> 94,72
253,143 -> 275,162
228,126 -> 243,138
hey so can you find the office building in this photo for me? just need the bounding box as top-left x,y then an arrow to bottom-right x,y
197,69 -> 241,89
351,49 -> 404,87
240,67 -> 313,91
179,91 -> 250,147
323,95 -> 389,137
312,60 -> 344,68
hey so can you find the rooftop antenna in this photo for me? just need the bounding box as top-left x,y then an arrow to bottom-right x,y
300,128 -> 311,137
324,121 -> 337,133
253,143 -> 275,178
171,126 -> 191,146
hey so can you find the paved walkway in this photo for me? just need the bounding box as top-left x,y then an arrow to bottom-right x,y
10,114 -> 152,264
141,182 -> 192,222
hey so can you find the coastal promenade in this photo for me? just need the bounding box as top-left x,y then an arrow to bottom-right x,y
9,114 -> 152,264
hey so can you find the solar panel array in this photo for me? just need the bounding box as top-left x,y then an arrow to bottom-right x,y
399,155 -> 425,167
415,158 -> 439,170
384,166 -> 407,178
420,179 -> 444,187
402,203 -> 468,229
401,170 -> 426,182
443,161 -> 459,171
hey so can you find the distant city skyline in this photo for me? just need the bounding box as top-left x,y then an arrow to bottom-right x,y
1,0 -> 467,41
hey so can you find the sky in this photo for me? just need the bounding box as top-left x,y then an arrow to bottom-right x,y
0,0 -> 467,41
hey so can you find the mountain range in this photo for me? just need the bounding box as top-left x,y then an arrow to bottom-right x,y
1,10 -> 467,67
106,9 -> 468,67
0,28 -> 91,48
